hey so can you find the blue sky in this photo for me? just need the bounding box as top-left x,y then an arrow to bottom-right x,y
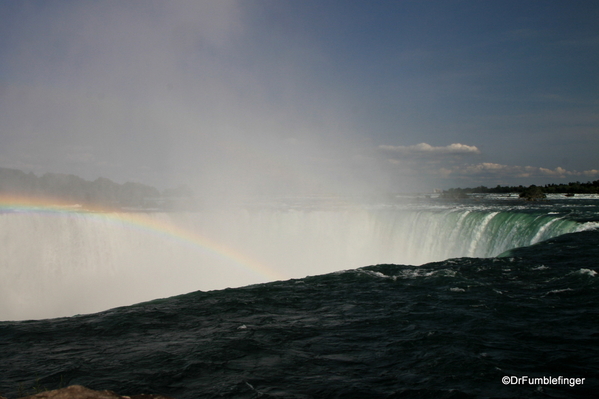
0,1 -> 597,195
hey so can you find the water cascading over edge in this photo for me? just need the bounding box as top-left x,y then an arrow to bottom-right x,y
0,207 -> 584,320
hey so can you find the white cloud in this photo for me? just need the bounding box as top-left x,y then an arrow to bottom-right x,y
583,169 -> 599,177
380,141 -> 599,188
440,163 -> 599,179
379,143 -> 481,156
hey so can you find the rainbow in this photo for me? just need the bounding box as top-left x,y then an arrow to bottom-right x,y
0,194 -> 286,282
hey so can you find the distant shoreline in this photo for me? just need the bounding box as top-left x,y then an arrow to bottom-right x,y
440,180 -> 599,200
0,167 -> 197,211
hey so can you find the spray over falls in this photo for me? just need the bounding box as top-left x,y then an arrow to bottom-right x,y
0,203 -> 586,321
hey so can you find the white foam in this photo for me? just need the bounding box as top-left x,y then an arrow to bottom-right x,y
577,269 -> 597,277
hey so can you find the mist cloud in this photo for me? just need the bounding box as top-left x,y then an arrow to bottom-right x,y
0,1 -> 386,197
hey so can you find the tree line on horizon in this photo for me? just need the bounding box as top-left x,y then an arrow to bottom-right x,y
0,167 -> 195,209
440,180 -> 599,200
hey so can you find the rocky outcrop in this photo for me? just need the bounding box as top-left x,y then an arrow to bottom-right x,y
519,185 -> 547,201
4,385 -> 174,399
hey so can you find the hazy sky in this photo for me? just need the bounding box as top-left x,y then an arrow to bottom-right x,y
0,0 -> 597,195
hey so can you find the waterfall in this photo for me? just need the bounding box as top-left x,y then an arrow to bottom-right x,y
0,207 -> 583,320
